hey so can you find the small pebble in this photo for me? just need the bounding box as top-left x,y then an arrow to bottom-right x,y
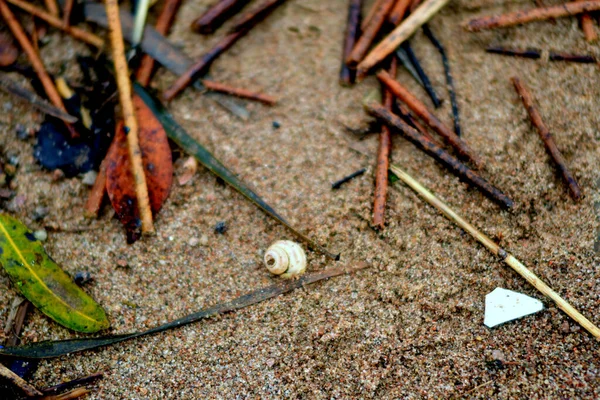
214,221 -> 227,234
116,258 -> 129,268
81,170 -> 98,186
200,234 -> 209,246
33,229 -> 47,241
32,206 -> 49,221
491,350 -> 505,362
74,271 -> 93,285
188,237 -> 199,246
272,121 -> 281,129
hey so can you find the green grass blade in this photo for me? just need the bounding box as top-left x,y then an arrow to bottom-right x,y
133,83 -> 338,260
0,214 -> 109,333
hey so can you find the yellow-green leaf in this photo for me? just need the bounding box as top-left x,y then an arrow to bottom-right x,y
0,214 -> 109,333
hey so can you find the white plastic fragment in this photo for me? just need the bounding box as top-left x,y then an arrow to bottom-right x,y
484,288 -> 544,328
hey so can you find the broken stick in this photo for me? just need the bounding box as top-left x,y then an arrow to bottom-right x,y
347,0 -> 395,66
390,164 -> 600,339
356,0 -> 450,79
377,70 -> 482,168
373,57 -> 397,229
105,0 -> 154,234
464,0 -> 600,32
366,103 -> 513,208
511,76 -> 581,201
340,0 -> 362,86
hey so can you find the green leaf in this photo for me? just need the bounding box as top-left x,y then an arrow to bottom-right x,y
0,264 -> 366,359
133,84 -> 339,260
0,214 -> 109,333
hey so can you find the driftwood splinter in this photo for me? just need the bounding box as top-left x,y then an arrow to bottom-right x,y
163,0 -> 286,100
390,164 -> 600,339
511,76 -> 581,201
377,70 -> 482,168
105,0 -> 154,234
464,0 -> 600,32
356,0 -> 451,79
340,0 -> 362,86
366,103 -> 513,208
191,0 -> 251,34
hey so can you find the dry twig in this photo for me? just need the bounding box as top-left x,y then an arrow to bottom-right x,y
511,76 -> 581,201
366,103 -> 513,208
347,0 -> 395,65
105,0 -> 154,234
377,70 -> 482,168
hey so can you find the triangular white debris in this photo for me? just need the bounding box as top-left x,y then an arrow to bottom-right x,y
484,288 -> 544,328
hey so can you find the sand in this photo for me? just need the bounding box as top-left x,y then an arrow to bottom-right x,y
1,0 -> 600,398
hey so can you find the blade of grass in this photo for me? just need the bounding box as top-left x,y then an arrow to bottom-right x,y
0,264 -> 364,358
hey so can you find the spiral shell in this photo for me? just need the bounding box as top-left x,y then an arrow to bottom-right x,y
264,240 -> 307,278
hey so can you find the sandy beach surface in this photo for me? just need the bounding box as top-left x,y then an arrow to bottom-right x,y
1,0 -> 600,398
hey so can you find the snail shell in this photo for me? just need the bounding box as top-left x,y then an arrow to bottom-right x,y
264,240 -> 307,278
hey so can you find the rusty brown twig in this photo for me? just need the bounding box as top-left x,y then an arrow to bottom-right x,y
191,0 -> 251,34
377,70 -> 483,168
136,0 -> 182,87
347,0 -> 396,66
105,0 -> 154,234
366,103 -> 513,208
44,0 -> 58,16
163,0 -> 286,101
464,0 -> 600,31
575,0 -> 598,42
5,0 -> 104,48
373,57 -> 397,229
361,0 -> 384,30
340,0 -> 362,86
511,76 -> 581,201
389,0 -> 411,25
0,0 -> 78,139
61,0 -> 75,28
201,79 -> 276,104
